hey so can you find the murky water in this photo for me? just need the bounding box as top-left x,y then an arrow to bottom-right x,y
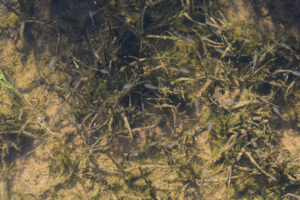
0,1 -> 299,199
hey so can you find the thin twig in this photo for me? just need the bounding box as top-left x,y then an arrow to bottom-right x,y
244,151 -> 276,181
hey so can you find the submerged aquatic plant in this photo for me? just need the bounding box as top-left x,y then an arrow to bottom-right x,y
0,68 -> 74,174
0,69 -> 13,89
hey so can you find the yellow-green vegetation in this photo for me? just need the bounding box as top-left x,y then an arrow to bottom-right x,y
0,0 -> 299,199
0,12 -> 18,28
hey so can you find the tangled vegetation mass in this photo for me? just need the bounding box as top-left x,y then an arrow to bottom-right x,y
0,0 -> 299,199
